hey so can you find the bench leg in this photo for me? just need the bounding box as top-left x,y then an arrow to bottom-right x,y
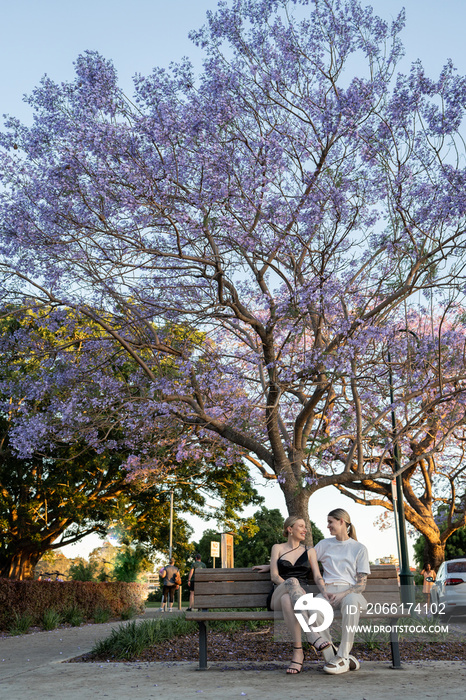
198,621 -> 208,670
389,629 -> 402,669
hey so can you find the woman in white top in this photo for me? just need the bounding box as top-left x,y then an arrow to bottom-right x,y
313,508 -> 371,675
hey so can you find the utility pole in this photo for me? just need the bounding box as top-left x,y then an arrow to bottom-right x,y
168,489 -> 174,560
387,345 -> 415,606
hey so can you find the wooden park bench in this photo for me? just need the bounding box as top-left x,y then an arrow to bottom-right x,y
185,565 -> 405,670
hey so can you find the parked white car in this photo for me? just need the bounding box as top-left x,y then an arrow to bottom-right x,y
431,558 -> 466,619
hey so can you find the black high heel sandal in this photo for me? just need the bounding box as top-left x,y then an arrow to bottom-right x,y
286,646 -> 304,674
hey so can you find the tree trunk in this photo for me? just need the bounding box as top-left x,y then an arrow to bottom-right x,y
0,549 -> 42,580
422,540 -> 446,572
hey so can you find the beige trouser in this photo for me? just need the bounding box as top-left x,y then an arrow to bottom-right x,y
315,584 -> 367,661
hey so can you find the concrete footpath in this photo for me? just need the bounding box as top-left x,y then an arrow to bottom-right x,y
0,610 -> 465,700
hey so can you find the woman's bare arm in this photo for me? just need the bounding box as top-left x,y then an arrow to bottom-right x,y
252,564 -> 271,572
270,544 -> 285,585
308,548 -> 328,597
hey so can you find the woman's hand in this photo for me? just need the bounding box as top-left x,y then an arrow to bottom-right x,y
328,590 -> 348,607
252,564 -> 270,573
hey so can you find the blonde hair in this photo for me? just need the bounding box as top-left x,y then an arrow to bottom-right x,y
282,515 -> 303,539
328,508 -> 357,540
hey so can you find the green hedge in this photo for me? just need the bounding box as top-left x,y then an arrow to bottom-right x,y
0,579 -> 147,629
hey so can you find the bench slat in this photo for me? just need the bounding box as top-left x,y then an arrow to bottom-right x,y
194,593 -> 270,608
195,580 -> 273,595
186,611 -> 278,621
194,593 -> 401,608
185,610 -> 403,621
194,580 -> 398,592
367,568 -> 398,579
194,565 -> 398,582
364,583 -> 400,591
195,565 -> 396,574
364,593 -> 401,604
195,570 -> 271,582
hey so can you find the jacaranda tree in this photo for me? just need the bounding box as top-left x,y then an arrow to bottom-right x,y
331,309 -> 466,568
2,0 -> 466,542
0,306 -> 260,578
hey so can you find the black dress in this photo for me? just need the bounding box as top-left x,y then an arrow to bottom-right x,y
266,547 -> 314,610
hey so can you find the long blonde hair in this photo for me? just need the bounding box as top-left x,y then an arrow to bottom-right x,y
328,508 -> 357,540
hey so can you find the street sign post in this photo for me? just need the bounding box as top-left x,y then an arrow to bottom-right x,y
210,540 -> 220,568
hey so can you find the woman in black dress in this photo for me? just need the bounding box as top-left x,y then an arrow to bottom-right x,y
267,515 -> 331,674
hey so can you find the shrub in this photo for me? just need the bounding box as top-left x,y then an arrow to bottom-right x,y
93,606 -> 111,623
0,579 -> 147,630
120,605 -> 137,620
92,616 -> 197,660
41,608 -> 62,630
62,605 -> 84,627
8,612 -> 34,635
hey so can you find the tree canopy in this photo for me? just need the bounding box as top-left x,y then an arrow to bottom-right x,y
332,312 -> 466,568
2,0 -> 466,543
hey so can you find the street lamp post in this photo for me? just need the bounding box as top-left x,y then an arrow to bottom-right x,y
168,489 -> 174,560
387,345 -> 416,606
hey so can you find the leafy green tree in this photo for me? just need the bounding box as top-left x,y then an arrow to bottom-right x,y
35,550 -> 74,580
443,527 -> 466,560
88,541 -> 120,581
68,559 -> 98,581
0,307 -> 261,579
112,545 -> 152,582
234,508 -> 284,567
194,529 -> 221,568
0,431 -> 139,580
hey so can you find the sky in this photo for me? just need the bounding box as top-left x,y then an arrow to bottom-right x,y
2,0 -> 465,564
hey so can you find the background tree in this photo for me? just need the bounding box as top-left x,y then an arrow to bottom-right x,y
328,311 -> 466,568
233,507 -> 285,567
193,529 -> 221,568
0,306 -> 260,578
2,0 -> 466,542
112,544 -> 152,582
34,550 -> 76,580
441,527 -> 466,561
88,541 -> 120,581
414,511 -> 466,569
68,558 -> 99,582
